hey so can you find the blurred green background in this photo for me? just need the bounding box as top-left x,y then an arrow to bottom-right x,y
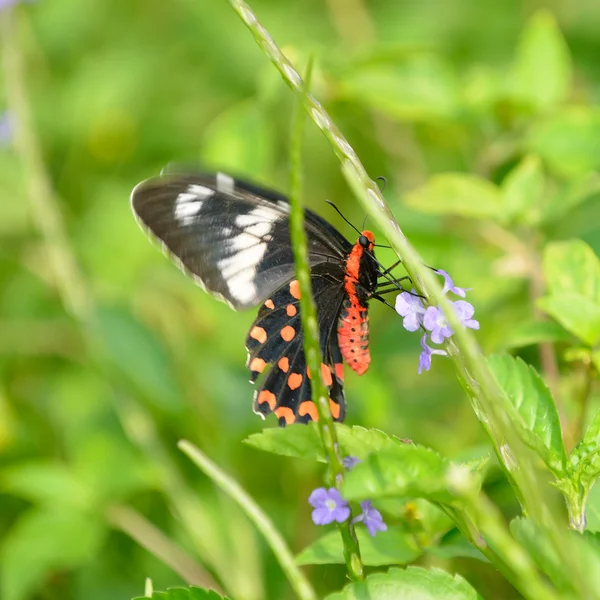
2,0 -> 600,599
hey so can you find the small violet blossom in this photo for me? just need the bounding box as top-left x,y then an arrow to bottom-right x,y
423,306 -> 453,343
0,0 -> 33,10
308,487 -> 350,525
418,334 -> 448,374
353,501 -> 387,537
395,290 -> 425,332
454,300 -> 480,330
342,455 -> 361,470
0,113 -> 12,146
435,269 -> 470,298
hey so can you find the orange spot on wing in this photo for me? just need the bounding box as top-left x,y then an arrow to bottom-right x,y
250,326 -> 267,343
280,325 -> 295,341
264,299 -> 275,310
329,399 -> 341,419
250,358 -> 267,373
289,280 -> 301,299
258,390 -> 276,410
278,356 -> 290,372
299,401 -> 318,421
320,363 -> 333,386
286,304 -> 297,317
288,372 -> 303,389
306,366 -> 312,379
275,406 -> 295,424
335,363 -> 344,381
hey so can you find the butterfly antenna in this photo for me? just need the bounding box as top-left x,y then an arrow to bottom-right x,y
376,175 -> 388,192
325,200 -> 361,236
361,214 -> 368,231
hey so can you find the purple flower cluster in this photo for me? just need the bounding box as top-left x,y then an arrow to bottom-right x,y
308,456 -> 387,537
0,0 -> 35,10
0,113 -> 13,146
395,270 -> 479,373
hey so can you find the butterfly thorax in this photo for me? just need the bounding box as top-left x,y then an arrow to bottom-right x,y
338,230 -> 378,376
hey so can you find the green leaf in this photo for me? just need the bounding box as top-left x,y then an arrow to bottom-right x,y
508,10 -> 571,111
543,240 -> 600,303
341,445 -> 480,504
427,530 -> 488,563
244,424 -> 397,462
499,319 -> 573,350
1,509 -> 105,600
510,518 -> 570,592
95,305 -> 181,410
296,526 -> 422,566
487,355 -> 566,474
538,293 -> 600,346
404,174 -> 502,220
337,56 -> 461,122
132,587 -> 229,600
501,155 -> 545,224
527,108 -> 600,178
0,461 -> 92,510
325,566 -> 483,600
567,410 -> 600,493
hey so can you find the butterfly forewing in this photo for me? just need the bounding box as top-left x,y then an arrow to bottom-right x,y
131,172 -> 351,310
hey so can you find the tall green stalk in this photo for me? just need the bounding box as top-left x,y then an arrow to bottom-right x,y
288,60 -> 364,580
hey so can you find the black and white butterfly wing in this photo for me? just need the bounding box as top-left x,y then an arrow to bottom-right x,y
131,171 -> 353,426
131,172 -> 351,310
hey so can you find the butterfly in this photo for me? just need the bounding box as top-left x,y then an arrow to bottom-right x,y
130,170 -> 400,426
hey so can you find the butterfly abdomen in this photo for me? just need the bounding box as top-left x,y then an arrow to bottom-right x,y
338,231 -> 376,376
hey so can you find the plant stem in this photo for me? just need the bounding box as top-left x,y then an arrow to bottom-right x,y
178,441 -> 317,600
288,59 -> 363,580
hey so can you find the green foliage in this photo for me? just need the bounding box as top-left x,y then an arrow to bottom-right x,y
2,1 -> 600,599
296,526 -> 422,566
133,587 -> 229,600
324,566 -> 483,600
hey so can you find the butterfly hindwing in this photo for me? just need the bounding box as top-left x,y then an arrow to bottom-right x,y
247,267 -> 347,426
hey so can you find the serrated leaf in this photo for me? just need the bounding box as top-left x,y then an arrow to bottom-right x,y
404,174 -> 502,220
567,410 -> 600,493
487,355 -> 566,474
1,509 -> 105,600
325,566 -> 483,600
501,155 -> 545,225
508,10 -> 571,110
341,445 -> 478,504
538,293 -> 600,346
527,108 -> 600,178
500,319 -> 573,350
132,587 -> 229,600
543,240 -> 600,303
296,526 -> 422,566
244,424 -> 397,463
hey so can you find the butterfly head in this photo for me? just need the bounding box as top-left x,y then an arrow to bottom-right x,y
358,230 -> 375,251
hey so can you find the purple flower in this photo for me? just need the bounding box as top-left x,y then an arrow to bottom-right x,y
423,306 -> 453,343
435,269 -> 470,298
454,300 -> 479,330
395,290 -> 426,332
0,113 -> 13,146
0,0 -> 33,10
343,456 -> 361,470
308,487 -> 350,525
418,334 -> 447,374
353,501 -> 387,537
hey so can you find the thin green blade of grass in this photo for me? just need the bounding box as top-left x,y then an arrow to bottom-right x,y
177,440 -> 317,600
